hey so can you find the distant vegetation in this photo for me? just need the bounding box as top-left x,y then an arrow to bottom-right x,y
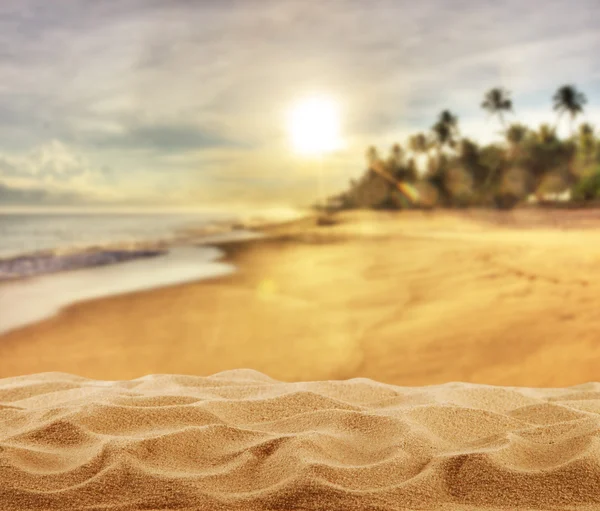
333,85 -> 600,210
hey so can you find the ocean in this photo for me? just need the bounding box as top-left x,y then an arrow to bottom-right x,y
0,211 -> 240,256
0,211 -> 255,280
0,210 -> 277,334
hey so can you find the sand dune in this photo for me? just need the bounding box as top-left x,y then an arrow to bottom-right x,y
1,369 -> 600,510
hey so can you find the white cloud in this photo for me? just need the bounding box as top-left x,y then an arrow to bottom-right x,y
0,0 -> 598,206
0,140 -> 111,194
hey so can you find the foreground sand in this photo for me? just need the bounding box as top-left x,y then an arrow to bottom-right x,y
1,209 -> 600,386
2,210 -> 600,510
1,369 -> 600,511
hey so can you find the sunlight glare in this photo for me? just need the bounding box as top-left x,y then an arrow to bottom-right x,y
287,95 -> 343,156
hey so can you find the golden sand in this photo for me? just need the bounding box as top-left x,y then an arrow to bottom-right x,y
1,369 -> 600,510
1,209 -> 600,387
2,209 -> 600,509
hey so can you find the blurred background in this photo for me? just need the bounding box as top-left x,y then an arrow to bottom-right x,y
0,0 -> 599,387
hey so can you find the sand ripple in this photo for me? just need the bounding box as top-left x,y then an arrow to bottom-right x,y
1,370 -> 600,510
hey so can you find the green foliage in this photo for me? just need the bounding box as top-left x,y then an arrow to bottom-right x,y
432,110 -> 459,150
578,123 -> 596,165
579,123 -> 594,137
572,167 -> 600,201
553,85 -> 587,134
536,124 -> 558,145
341,167 -> 397,210
500,167 -> 528,198
334,85 -> 598,212
459,138 -> 479,166
385,144 -> 417,182
444,166 -> 475,207
553,85 -> 587,118
482,88 -> 513,127
517,127 -> 576,193
408,133 -> 430,154
477,145 -> 505,190
506,124 -> 528,145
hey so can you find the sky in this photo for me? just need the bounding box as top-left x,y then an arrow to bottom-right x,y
0,0 -> 599,210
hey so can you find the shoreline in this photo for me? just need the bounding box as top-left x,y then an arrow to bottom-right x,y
1,208 -> 600,386
0,205 -> 311,281
2,205 -> 598,283
0,227 -> 265,283
0,214 -> 316,336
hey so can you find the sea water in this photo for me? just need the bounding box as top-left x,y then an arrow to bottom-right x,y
0,211 -> 267,333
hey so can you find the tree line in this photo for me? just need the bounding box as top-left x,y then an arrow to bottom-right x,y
335,85 -> 600,210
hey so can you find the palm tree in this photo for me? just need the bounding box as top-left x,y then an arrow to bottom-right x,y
408,133 -> 433,177
537,124 -> 558,145
505,123 -> 528,160
578,123 -> 596,165
431,110 -> 459,174
506,123 -> 527,145
553,85 -> 587,136
527,124 -> 575,198
459,138 -> 479,164
389,143 -> 403,165
408,133 -> 429,155
432,110 -> 459,151
427,111 -> 459,200
479,144 -> 506,191
481,88 -> 513,129
386,144 -> 404,178
579,123 -> 594,137
439,110 -> 458,126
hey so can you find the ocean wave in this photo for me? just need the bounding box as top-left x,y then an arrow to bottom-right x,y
0,225 -> 261,282
0,247 -> 168,282
0,245 -> 236,334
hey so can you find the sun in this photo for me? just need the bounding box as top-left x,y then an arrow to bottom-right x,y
287,95 -> 343,156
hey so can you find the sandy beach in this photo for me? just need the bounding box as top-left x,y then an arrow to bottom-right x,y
0,369 -> 599,510
1,209 -> 600,386
2,209 -> 600,510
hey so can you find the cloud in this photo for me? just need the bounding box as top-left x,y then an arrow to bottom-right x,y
0,140 -> 122,207
90,121 -> 246,152
0,0 -> 599,206
0,140 -> 95,182
0,182 -> 86,205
